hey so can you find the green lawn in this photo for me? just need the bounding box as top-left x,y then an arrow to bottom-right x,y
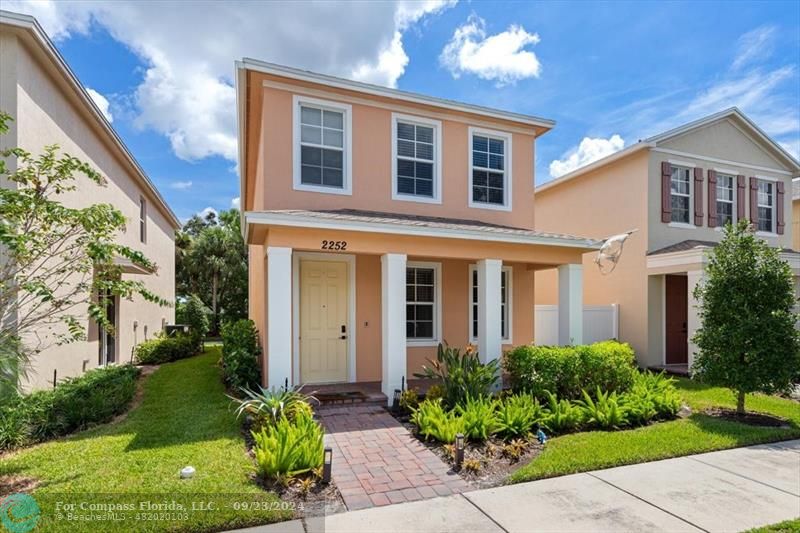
745,519 -> 800,533
510,378 -> 800,483
0,347 -> 291,532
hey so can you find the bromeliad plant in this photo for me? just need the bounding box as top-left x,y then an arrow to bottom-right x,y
414,343 -> 499,408
541,391 -> 583,433
456,395 -> 498,440
495,394 -> 544,438
577,387 -> 628,429
231,386 -> 315,427
411,398 -> 466,443
252,409 -> 324,480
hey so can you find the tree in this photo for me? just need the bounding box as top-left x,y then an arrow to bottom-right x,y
176,294 -> 210,349
692,220 -> 800,414
0,112 -> 169,395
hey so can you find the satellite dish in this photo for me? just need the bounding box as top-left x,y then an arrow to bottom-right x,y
595,229 -> 637,275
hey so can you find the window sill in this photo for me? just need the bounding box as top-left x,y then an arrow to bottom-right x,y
293,182 -> 352,196
668,222 -> 697,230
407,339 -> 441,347
756,231 -> 779,238
392,192 -> 442,205
469,338 -> 512,345
468,200 -> 512,212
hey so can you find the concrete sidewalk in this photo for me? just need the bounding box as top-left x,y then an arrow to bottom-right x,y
237,440 -> 800,533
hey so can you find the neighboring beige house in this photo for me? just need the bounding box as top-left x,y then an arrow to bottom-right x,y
237,59 -> 600,400
535,108 -> 800,372
1,12 -> 179,390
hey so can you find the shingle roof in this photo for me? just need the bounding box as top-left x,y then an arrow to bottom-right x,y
259,209 -> 602,245
648,239 -> 797,256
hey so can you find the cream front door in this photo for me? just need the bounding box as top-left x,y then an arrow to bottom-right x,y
300,260 -> 349,383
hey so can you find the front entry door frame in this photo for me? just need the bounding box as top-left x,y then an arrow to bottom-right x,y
292,252 -> 356,385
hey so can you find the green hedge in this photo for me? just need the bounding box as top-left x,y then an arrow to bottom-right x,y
0,364 -> 140,450
503,340 -> 637,400
221,319 -> 261,391
134,334 -> 197,364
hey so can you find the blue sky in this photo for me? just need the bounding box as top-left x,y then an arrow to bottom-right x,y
7,0 -> 800,222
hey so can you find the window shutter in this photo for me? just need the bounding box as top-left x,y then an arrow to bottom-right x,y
749,177 -> 758,225
661,162 -> 672,223
707,170 -> 717,228
776,181 -> 785,235
736,175 -> 746,221
693,167 -> 704,226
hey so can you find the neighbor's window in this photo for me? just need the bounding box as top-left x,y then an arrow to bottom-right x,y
670,166 -> 691,224
139,197 -> 147,244
471,132 -> 508,207
299,104 -> 345,189
716,174 -> 735,227
395,119 -> 436,199
406,265 -> 437,341
470,266 -> 511,342
757,180 -> 775,233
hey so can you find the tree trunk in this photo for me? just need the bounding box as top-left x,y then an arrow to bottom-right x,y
211,272 -> 218,334
736,390 -> 746,415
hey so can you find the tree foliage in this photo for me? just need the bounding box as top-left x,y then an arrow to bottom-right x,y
0,111 -> 168,396
692,220 -> 800,414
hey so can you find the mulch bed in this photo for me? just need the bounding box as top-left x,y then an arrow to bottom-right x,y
703,407 -> 791,428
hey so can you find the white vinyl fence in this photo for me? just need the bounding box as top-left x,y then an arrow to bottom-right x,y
534,304 -> 619,345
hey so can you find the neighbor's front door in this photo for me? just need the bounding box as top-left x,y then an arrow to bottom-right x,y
300,260 -> 349,383
665,274 -> 688,365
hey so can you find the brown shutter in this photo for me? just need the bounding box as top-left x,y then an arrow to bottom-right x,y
707,170 -> 717,228
736,175 -> 746,221
661,162 -> 672,223
776,181 -> 785,235
749,177 -> 759,225
693,167 -> 704,226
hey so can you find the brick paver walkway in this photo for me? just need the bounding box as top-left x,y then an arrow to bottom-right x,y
318,403 -> 469,510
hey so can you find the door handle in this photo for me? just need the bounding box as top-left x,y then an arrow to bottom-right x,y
340,335 -> 347,340
341,325 -> 347,340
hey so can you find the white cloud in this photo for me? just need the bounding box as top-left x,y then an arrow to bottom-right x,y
440,14 -> 541,86
85,87 -> 112,123
231,197 -> 240,209
732,26 -> 776,71
6,0 -> 454,162
168,180 -> 192,190
549,134 -> 625,179
198,206 -> 217,220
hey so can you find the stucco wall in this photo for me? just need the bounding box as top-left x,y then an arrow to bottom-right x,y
4,33 -> 175,390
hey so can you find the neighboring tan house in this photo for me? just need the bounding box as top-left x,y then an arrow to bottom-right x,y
534,108 -> 800,372
236,59 -> 600,400
1,11 -> 180,390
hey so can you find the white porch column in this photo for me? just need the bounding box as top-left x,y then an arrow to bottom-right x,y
381,253 -> 407,405
477,259 -> 503,366
686,269 -> 705,370
558,264 -> 583,345
266,246 -> 292,390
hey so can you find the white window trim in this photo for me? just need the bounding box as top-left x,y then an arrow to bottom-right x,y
468,127 -> 513,211
292,94 -> 353,195
139,196 -> 147,244
391,113 -> 442,204
713,173 -> 736,230
406,261 -> 442,347
755,178 -> 777,235
468,264 -> 512,344
668,164 -> 694,228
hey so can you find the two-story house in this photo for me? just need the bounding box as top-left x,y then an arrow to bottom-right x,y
1,11 -> 179,390
534,108 -> 800,372
236,59 -> 601,400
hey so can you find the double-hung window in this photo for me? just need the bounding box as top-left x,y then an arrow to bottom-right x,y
670,166 -> 692,224
469,128 -> 512,210
293,96 -> 352,194
757,180 -> 775,233
406,263 -> 440,344
469,266 -> 512,343
715,174 -> 735,227
392,114 -> 441,203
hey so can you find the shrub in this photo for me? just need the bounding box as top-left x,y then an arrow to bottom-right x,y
455,396 -> 497,441
0,364 -> 139,450
503,340 -> 637,400
541,391 -> 583,433
414,343 -> 499,408
232,386 -> 314,427
252,409 -> 324,480
410,399 -> 465,443
177,294 -> 210,349
398,388 -> 419,413
425,383 -> 445,402
495,394 -> 543,439
577,387 -> 628,429
134,334 -> 196,364
221,319 -> 261,390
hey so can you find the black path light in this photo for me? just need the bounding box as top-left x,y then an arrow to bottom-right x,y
454,433 -> 465,470
322,447 -> 333,483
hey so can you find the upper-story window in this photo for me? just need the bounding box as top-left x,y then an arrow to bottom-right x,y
670,166 -> 692,224
715,174 -> 735,227
293,95 -> 352,195
139,196 -> 147,244
392,114 -> 441,204
469,127 -> 512,211
757,180 -> 775,233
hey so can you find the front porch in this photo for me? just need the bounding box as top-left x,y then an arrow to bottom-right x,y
247,209 -> 601,404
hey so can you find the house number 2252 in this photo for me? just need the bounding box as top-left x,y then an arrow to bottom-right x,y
321,240 -> 347,251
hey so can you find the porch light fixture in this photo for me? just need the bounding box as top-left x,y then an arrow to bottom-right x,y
322,447 -> 332,484
454,433 -> 465,470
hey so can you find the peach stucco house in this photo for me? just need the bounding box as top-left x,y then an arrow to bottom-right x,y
236,59 -> 601,400
1,12 -> 179,390
534,108 -> 800,372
